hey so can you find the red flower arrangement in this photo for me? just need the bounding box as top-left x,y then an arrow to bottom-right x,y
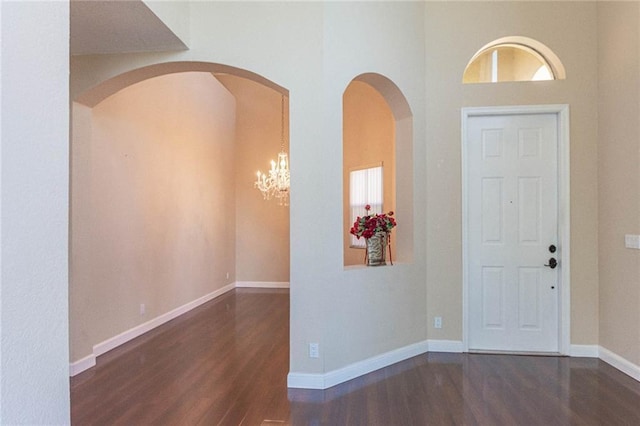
350,204 -> 397,239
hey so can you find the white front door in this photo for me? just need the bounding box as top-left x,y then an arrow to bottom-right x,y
465,112 -> 560,353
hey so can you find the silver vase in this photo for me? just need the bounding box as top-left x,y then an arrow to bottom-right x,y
366,233 -> 387,266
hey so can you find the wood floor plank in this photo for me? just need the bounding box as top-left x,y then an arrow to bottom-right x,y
72,289 -> 640,425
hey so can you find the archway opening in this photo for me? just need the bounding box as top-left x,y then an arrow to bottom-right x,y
70,63 -> 290,374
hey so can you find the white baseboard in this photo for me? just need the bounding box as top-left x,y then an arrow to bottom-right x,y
427,339 -> 464,353
570,344 -> 599,358
93,283 -> 235,358
288,340 -> 640,390
70,283 -> 640,390
286,372 -> 326,390
70,283 -> 235,376
69,354 -> 96,377
235,281 -> 290,289
288,340 -> 429,390
599,346 -> 640,382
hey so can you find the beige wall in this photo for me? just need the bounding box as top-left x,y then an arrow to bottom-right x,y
13,0 -> 640,418
343,81 -> 396,266
424,1 -> 600,344
315,2 -> 426,373
217,74 -> 290,283
70,72 -> 236,360
597,2 -> 640,366
67,0 -> 638,381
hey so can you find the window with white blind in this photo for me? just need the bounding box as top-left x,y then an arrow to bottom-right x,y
349,164 -> 383,248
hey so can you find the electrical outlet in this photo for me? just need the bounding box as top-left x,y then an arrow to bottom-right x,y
625,234 -> 640,249
140,303 -> 146,316
226,272 -> 230,280
309,343 -> 319,358
434,316 -> 442,329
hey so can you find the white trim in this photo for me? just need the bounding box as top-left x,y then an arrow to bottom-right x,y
235,281 -> 290,289
461,104 -> 571,355
427,339 -> 464,353
557,105 -> 572,355
70,283 -> 236,376
286,372 -> 326,390
287,342 -> 640,390
69,354 -> 96,377
287,340 -> 429,389
94,283 -> 236,358
599,346 -> 640,382
570,344 -> 599,358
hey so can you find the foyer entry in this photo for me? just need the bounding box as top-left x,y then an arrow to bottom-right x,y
462,106 -> 570,354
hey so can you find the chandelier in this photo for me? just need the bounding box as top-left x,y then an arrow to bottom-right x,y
255,95 -> 290,206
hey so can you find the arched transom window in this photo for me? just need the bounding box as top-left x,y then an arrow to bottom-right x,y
463,37 -> 565,84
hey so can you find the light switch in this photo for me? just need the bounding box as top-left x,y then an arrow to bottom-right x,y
624,234 -> 640,249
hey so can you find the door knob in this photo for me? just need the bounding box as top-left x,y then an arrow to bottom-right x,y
549,244 -> 557,253
545,258 -> 558,269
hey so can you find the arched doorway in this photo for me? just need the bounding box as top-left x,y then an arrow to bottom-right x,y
69,63 -> 291,374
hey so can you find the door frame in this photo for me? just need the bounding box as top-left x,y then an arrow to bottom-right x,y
461,104 -> 571,355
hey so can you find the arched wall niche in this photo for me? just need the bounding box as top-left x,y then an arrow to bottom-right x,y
74,61 -> 288,107
343,72 -> 414,267
353,73 -> 412,120
463,36 -> 566,83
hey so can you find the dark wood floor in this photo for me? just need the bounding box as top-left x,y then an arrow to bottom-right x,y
71,288 -> 640,425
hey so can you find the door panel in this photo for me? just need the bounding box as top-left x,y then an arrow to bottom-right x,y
518,267 -> 541,330
467,113 -> 559,352
482,266 -> 505,329
518,177 -> 541,244
481,178 -> 504,243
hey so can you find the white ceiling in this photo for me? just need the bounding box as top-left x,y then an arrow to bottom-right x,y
70,0 -> 187,56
